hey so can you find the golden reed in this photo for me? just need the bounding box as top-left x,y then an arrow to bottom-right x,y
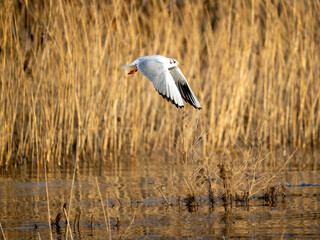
0,0 -> 319,167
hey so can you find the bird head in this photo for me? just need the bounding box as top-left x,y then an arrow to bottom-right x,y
169,58 -> 183,67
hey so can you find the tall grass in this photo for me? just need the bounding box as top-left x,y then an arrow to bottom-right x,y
0,0 -> 319,167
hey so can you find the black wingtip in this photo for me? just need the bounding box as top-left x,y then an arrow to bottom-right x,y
177,83 -> 202,110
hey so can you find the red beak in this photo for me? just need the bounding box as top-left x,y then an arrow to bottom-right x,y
178,62 -> 183,66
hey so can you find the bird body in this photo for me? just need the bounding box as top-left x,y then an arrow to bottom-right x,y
122,55 -> 201,109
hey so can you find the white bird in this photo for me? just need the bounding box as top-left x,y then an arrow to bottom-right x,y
122,55 -> 201,110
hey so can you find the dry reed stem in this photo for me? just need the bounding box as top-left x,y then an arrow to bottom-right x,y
106,193 -> 112,240
65,158 -> 78,239
0,222 -> 6,240
95,177 -> 112,239
119,208 -> 137,239
63,207 -> 73,240
153,178 -> 170,205
44,165 -> 53,240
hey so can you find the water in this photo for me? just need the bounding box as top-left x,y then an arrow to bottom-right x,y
0,152 -> 319,239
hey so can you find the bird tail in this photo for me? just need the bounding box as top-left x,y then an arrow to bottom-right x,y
121,63 -> 136,69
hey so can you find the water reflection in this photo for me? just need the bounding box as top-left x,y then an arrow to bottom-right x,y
0,152 -> 319,239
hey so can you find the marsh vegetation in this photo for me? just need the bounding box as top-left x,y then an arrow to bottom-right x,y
0,0 -> 319,239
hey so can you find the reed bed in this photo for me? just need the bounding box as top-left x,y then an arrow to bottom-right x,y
0,0 -> 319,167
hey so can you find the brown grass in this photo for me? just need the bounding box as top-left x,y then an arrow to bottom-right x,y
0,0 -> 319,167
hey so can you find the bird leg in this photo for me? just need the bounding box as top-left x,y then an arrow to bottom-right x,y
128,67 -> 138,74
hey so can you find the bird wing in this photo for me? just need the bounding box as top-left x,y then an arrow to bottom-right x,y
138,59 -> 184,108
169,67 -> 202,109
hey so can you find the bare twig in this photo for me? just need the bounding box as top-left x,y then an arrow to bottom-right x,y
65,158 -> 78,240
119,208 -> 137,238
0,222 -> 7,240
63,207 -> 73,240
45,165 -> 53,240
153,179 -> 170,205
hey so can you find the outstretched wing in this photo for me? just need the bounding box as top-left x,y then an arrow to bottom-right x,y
138,59 -> 184,108
169,67 -> 202,109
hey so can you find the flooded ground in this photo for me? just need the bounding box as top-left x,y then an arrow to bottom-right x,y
0,151 -> 320,239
